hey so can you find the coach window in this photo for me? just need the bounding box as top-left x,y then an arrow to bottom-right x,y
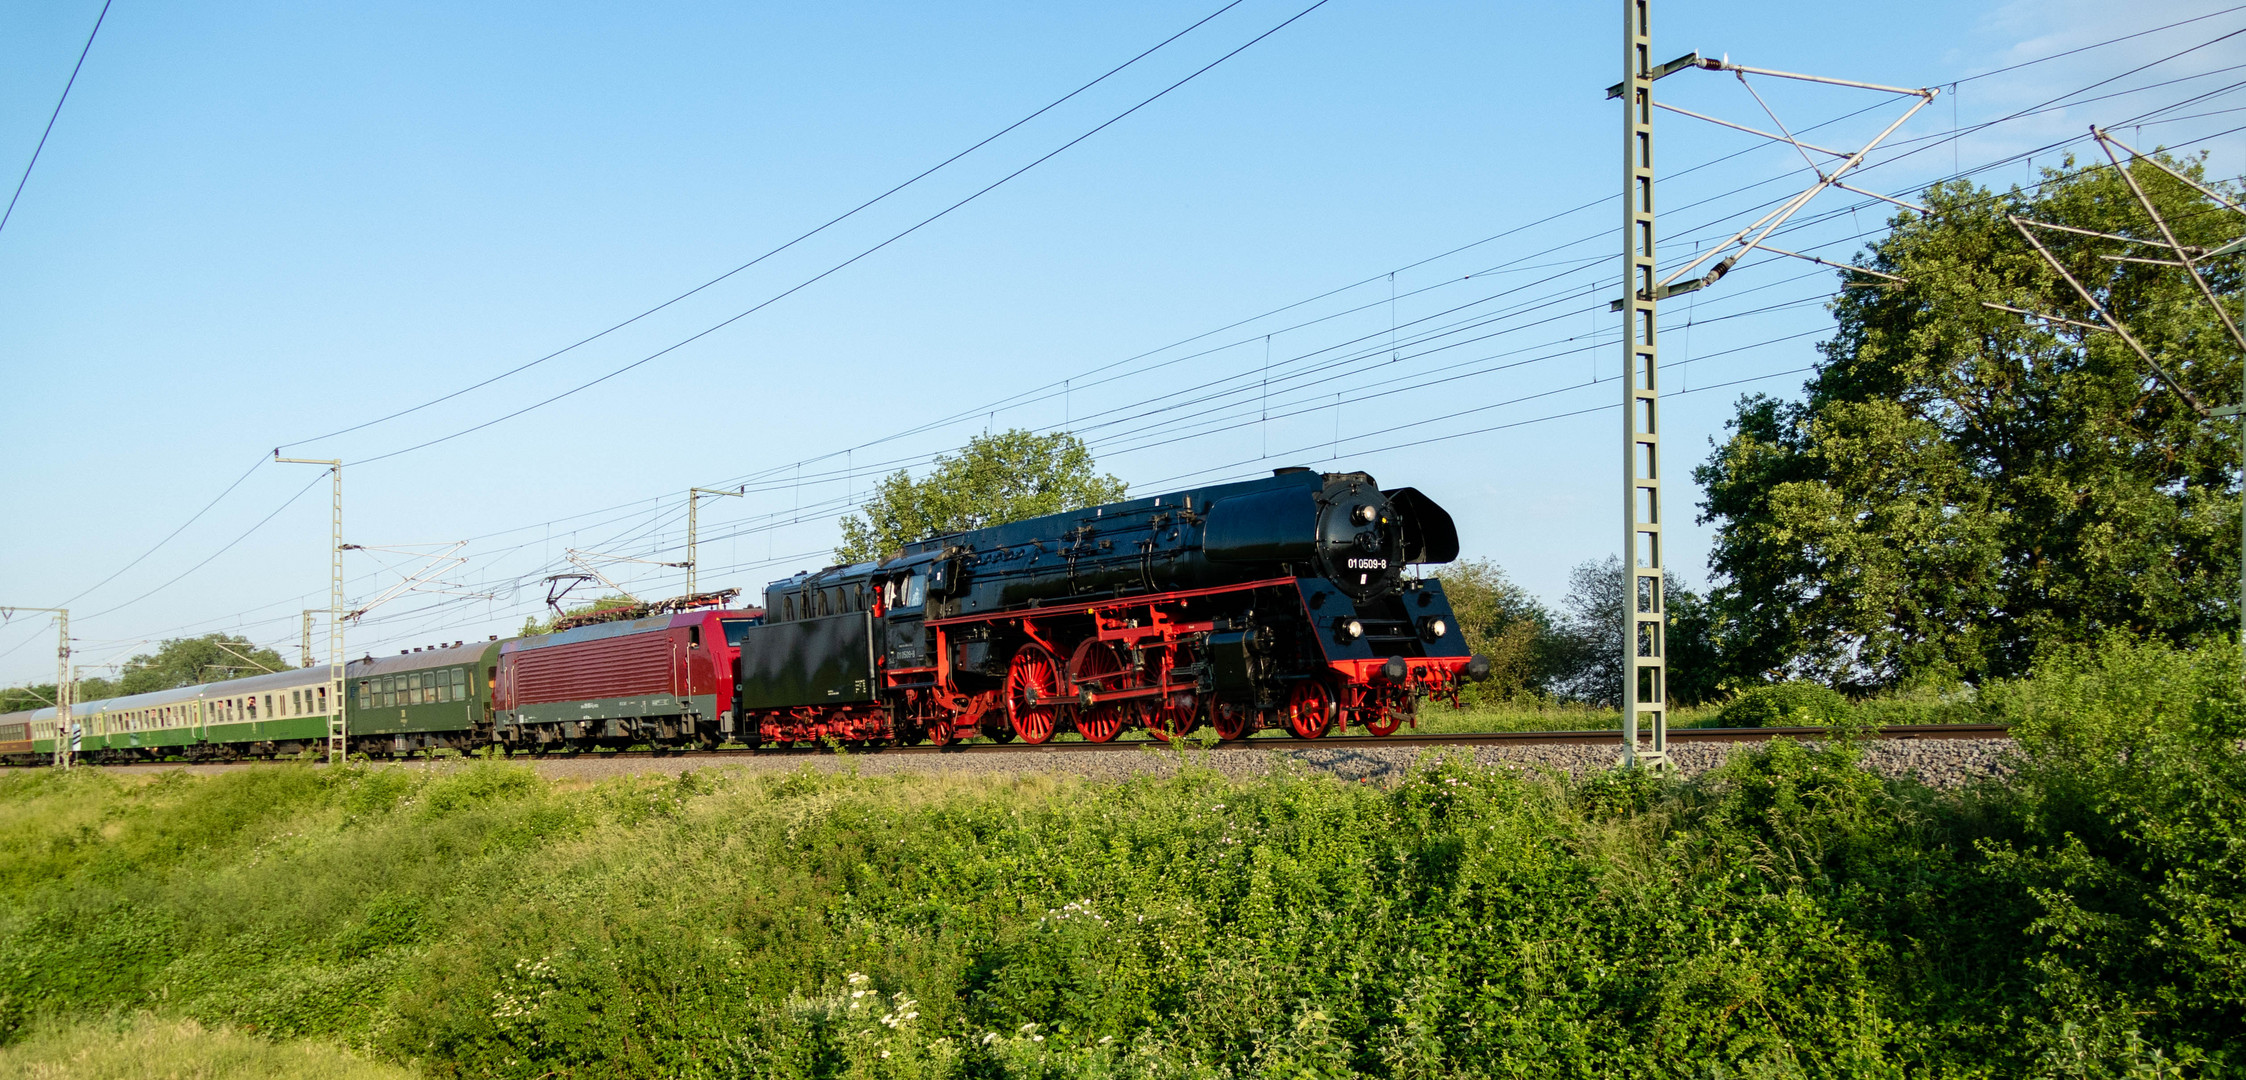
357,683 -> 371,709
247,697 -> 258,719
318,686 -> 328,712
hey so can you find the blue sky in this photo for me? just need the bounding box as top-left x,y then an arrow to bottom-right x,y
3,0 -> 2243,685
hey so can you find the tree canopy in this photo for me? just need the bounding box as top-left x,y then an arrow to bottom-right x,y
115,634 -> 291,696
1696,157 -> 2245,690
835,429 -> 1128,564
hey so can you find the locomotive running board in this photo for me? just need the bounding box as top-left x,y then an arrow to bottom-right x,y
923,576 -> 1301,628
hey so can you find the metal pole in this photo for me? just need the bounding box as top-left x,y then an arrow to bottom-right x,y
277,455 -> 346,764
2088,133 -> 2246,662
1620,0 -> 1669,769
301,609 -> 318,668
55,609 -> 71,769
686,486 -> 744,598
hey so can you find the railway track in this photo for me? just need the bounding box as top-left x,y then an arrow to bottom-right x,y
63,722 -> 2009,768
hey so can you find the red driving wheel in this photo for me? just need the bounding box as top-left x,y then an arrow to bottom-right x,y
1006,645 -> 1065,744
1070,642 -> 1130,743
1285,680 -> 1336,740
1145,692 -> 1201,742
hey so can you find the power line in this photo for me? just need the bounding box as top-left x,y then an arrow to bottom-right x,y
274,0 -> 1253,451
81,471 -> 329,622
0,0 -> 112,240
57,455 -> 268,607
347,0 -> 1338,467
29,29 -> 2241,664
49,9 -> 2222,626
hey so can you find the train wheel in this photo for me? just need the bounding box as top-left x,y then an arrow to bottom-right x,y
1006,645 -> 1064,744
1211,697 -> 1253,741
1285,681 -> 1336,740
926,716 -> 955,747
1070,642 -> 1130,743
1077,707 -> 1124,743
1145,692 -> 1200,742
961,690 -> 1010,743
1363,695 -> 1410,737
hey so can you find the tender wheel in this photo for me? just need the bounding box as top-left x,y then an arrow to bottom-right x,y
1006,645 -> 1066,745
1285,680 -> 1336,740
1211,697 -> 1253,741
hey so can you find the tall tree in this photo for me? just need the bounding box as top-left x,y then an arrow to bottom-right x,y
1544,555 -> 1719,707
1433,559 -> 1556,702
835,429 -> 1128,564
114,634 -> 289,696
1696,158 -> 2244,689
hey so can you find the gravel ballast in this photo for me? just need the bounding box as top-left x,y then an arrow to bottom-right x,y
90,736 -> 2017,789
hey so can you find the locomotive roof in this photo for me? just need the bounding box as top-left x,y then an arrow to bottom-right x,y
901,468 -> 1367,555
502,609 -> 759,654
23,663 -> 337,721
353,639 -> 501,678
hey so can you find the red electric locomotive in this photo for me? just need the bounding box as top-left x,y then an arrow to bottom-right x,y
492,605 -> 763,750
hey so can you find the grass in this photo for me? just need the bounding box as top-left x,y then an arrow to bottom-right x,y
0,1013 -> 412,1079
0,637 -> 2237,1078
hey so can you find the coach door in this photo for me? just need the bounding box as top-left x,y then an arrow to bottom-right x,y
883,569 -> 930,669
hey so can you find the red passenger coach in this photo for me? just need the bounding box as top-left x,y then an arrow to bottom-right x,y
494,608 -> 762,750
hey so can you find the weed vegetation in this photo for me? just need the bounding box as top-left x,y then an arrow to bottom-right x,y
0,638 -> 2237,1078
0,1013 -> 412,1079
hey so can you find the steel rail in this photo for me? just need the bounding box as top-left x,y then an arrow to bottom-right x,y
44,723 -> 2010,768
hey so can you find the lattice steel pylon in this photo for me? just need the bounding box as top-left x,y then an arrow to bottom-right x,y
276,454 -> 347,764
1617,0 -> 1668,769
1605,1 -> 1934,767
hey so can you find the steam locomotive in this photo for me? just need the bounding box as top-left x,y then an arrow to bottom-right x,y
729,466 -> 1487,745
6,466 -> 1486,763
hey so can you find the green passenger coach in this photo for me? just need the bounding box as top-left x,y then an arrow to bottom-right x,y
21,664 -> 339,762
345,638 -> 499,756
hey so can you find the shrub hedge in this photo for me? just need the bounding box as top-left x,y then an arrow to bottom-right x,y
0,638 -> 2236,1078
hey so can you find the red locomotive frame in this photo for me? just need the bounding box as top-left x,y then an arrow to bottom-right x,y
745,576 -> 1475,747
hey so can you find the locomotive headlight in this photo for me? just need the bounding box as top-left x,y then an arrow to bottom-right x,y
1420,617 -> 1448,641
1352,504 -> 1377,525
1335,617 -> 1364,641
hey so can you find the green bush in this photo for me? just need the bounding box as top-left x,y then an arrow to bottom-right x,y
0,640 -> 2238,1079
1716,680 -> 1854,728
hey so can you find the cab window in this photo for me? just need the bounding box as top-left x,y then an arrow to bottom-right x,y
901,571 -> 927,610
